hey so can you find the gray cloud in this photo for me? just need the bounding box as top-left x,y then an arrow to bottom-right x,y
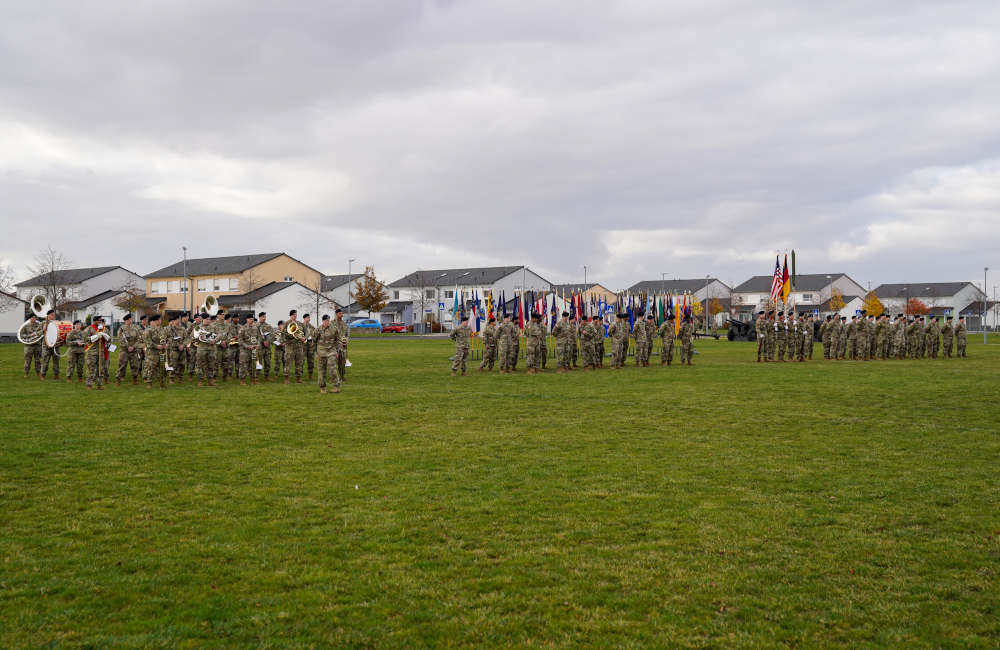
2,0 -> 999,290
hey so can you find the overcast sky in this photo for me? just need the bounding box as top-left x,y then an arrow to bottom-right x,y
2,1 -> 999,291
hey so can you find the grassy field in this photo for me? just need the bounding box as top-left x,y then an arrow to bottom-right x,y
1,338 -> 998,647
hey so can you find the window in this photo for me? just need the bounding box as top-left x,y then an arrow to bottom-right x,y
151,281 -> 165,294
167,280 -> 180,293
283,276 -> 294,282
393,291 -> 399,299
425,289 -> 435,299
214,278 -> 224,291
229,278 -> 239,291
444,290 -> 454,299
802,293 -> 813,302
60,287 -> 67,297
197,279 -> 209,292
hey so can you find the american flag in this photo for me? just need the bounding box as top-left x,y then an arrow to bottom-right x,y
769,256 -> 783,303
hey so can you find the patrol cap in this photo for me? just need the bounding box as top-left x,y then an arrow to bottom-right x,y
199,312 -> 208,319
841,316 -> 847,320
946,316 -> 953,320
322,314 -> 330,321
798,312 -> 805,317
123,313 -> 132,321
258,311 -> 266,318
502,312 -> 511,319
277,320 -> 284,326
149,314 -> 161,322
289,309 -> 297,316
335,308 -> 342,314
246,314 -> 256,321
561,311 -> 569,317
46,308 -> 54,316
646,314 -> 654,320
302,313 -> 310,319
223,313 -> 231,321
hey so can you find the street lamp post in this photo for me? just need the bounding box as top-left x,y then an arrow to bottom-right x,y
984,267 -> 989,344
348,258 -> 357,320
182,246 -> 188,315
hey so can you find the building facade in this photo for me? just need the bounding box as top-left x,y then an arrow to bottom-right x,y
144,253 -> 322,312
874,282 -> 989,328
731,273 -> 866,320
15,266 -> 145,315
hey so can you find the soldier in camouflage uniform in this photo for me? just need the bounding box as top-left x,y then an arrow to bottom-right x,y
196,312 -> 217,386
844,316 -> 856,360
679,317 -> 695,365
941,316 -> 955,358
644,314 -> 657,364
794,313 -> 807,361
167,313 -> 187,383
892,314 -> 906,359
524,313 -> 546,374
316,314 -> 344,393
925,316 -> 941,358
552,312 -> 574,373
115,313 -> 143,385
39,310 -> 61,379
854,313 -> 868,361
579,315 -> 597,369
479,317 -> 498,371
570,317 -> 580,369
497,314 -> 515,373
85,318 -> 111,389
143,314 -> 169,389
222,313 -> 242,381
754,311 -> 768,362
182,313 -> 196,378
282,310 -> 306,383
64,320 -> 86,382
609,313 -> 629,369
22,314 -> 44,378
775,312 -> 788,361
273,320 -> 285,377
595,318 -> 605,367
764,311 -> 776,361
805,314 -> 816,359
334,309 -> 349,382
658,314 -> 677,365
301,314 -> 317,380
257,312 -> 276,381
914,317 -> 927,358
238,314 -> 261,385
820,315 -> 832,359
633,313 -> 649,367
450,315 -> 472,375
956,317 -> 968,357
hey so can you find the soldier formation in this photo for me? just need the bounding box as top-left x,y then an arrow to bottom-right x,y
450,310 -> 698,376
22,308 -> 350,393
751,309 -> 971,362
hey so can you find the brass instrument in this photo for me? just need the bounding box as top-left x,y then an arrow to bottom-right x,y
204,295 -> 219,316
252,345 -> 262,371
30,294 -> 53,318
17,319 -> 44,344
286,321 -> 306,343
162,333 -> 174,372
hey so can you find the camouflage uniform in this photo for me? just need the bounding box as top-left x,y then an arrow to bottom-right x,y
679,320 -> 695,364
334,316 -> 349,381
579,319 -> 597,368
820,318 -> 832,359
609,318 -> 629,368
40,318 -> 60,378
845,318 -> 857,360
115,321 -> 144,382
143,322 -> 169,387
196,319 -> 217,383
595,320 -> 605,367
22,319 -> 44,377
479,322 -> 498,370
570,320 -> 580,368
450,321 -> 472,373
658,320 -> 676,365
168,321 -> 187,382
302,320 -> 317,378
497,319 -> 516,372
941,319 -> 955,357
892,317 -> 906,358
185,318 -> 198,377
258,320 -> 276,379
756,315 -> 769,361
805,317 -> 815,359
775,316 -> 788,361
552,317 -> 573,371
238,320 -> 261,383
273,324 -> 285,376
764,315 -> 776,361
64,326 -> 87,380
282,319 -> 306,381
925,318 -> 940,358
85,324 -> 110,388
218,319 -> 239,380
315,321 -> 343,390
524,319 -> 545,371
956,320 -> 968,357
633,319 -> 649,366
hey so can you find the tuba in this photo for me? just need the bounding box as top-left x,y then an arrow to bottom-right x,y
30,294 -> 53,318
17,319 -> 44,344
286,321 -> 306,342
204,295 -> 219,316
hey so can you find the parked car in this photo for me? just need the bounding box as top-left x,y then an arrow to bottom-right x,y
381,323 -> 408,333
348,318 -> 382,330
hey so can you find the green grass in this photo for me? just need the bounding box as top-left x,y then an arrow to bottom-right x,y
1,339 -> 998,647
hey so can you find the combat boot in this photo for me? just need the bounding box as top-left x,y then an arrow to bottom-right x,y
330,387 -> 340,394
145,382 -> 152,389
115,379 -> 121,386
320,387 -> 326,394
284,378 -> 289,385
296,378 -> 303,384
451,371 -> 457,377
240,380 -> 247,386
197,380 -> 204,387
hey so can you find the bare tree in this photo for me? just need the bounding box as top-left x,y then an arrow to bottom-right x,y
0,262 -> 17,314
114,276 -> 152,316
25,246 -> 72,314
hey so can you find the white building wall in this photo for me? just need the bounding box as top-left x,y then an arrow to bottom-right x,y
78,268 -> 144,299
0,295 -> 28,336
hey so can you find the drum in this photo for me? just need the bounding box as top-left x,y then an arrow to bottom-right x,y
45,321 -> 73,348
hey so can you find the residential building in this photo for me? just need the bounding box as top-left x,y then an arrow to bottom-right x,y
386,266 -> 551,325
14,266 -> 145,314
731,273 -> 865,320
144,253 -> 322,311
551,283 -> 617,305
321,273 -> 363,309
628,278 -> 732,326
873,282 -> 989,328
63,289 -> 162,325
0,290 -> 29,339
216,281 -> 329,321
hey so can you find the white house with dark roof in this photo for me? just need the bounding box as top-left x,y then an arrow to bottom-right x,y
14,266 -> 145,313
873,282 -> 988,328
731,273 -> 866,319
387,266 -> 551,325
627,278 -> 730,301
0,290 -> 29,339
320,273 -> 364,308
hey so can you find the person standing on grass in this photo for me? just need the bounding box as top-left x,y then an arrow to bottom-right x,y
497,313 -> 515,374
679,316 -> 695,365
479,317 -> 498,371
39,309 -> 61,380
450,315 -> 471,376
551,311 -> 573,373
941,316 -> 955,358
609,313 -> 629,369
22,313 -> 43,379
956,317 -> 968,357
632,311 -> 648,367
524,313 -> 546,374
64,320 -> 86,382
334,308 -> 349,382
315,314 -> 343,393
